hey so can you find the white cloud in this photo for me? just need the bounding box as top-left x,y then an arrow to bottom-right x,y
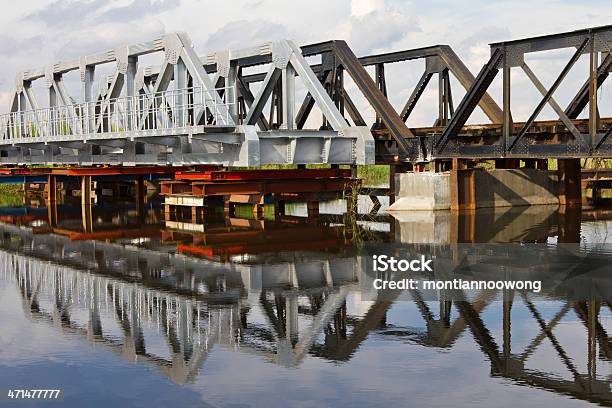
350,0 -> 385,17
344,0 -> 420,54
204,20 -> 291,53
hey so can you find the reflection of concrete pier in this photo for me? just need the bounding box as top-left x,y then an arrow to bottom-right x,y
390,205 -> 588,243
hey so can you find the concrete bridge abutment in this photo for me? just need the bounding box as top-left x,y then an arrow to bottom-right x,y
389,159 -> 583,211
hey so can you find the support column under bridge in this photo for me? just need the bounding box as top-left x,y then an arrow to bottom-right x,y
389,160 -> 583,211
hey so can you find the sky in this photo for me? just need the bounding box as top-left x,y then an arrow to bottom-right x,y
0,0 -> 610,125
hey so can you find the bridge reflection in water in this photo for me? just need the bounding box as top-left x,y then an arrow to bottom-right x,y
0,200 -> 611,405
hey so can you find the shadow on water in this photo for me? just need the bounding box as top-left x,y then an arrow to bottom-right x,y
1,187 -> 612,406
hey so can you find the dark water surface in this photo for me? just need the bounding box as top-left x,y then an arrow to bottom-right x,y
1,199 -> 612,407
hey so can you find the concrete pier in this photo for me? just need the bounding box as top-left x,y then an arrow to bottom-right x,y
389,172 -> 451,211
390,168 -> 563,211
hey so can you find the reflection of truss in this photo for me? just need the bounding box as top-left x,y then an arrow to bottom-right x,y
410,291 -> 612,404
1,222 -> 611,404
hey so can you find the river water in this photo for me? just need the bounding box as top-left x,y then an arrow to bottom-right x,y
0,195 -> 611,407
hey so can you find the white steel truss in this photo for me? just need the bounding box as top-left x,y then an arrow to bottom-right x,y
1,33 -> 374,166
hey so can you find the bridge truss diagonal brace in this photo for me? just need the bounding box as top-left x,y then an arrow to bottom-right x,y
241,40 -> 374,165
173,33 -> 235,126
244,40 -> 351,132
287,41 -> 348,131
435,48 -> 504,153
10,79 -> 43,138
520,63 -> 585,144
96,71 -> 125,132
509,38 -> 590,151
332,40 -> 413,156
244,65 -> 282,127
438,45 -> 503,124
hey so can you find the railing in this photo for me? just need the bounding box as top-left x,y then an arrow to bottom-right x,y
0,86 -> 236,142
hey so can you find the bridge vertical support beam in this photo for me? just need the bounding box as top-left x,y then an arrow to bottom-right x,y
286,295 -> 299,344
136,175 -> 145,222
126,56 -> 137,130
281,65 -> 295,129
438,68 -> 450,126
503,290 -> 513,358
17,92 -> 27,138
589,35 -> 599,149
557,159 -> 582,207
440,300 -> 452,326
49,80 -> 57,137
592,183 -> 602,206
536,159 -> 548,170
47,174 -> 58,228
502,46 -> 512,152
81,64 -> 95,133
430,160 -> 450,173
373,63 -> 387,130
81,175 -> 93,233
557,205 -> 581,243
227,63 -> 238,123
307,201 -> 319,218
450,159 -> 475,210
588,300 -> 600,380
274,199 -> 286,217
174,59 -> 187,127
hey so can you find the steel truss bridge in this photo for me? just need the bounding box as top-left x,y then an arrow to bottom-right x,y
2,25 -> 611,166
1,221 -> 612,404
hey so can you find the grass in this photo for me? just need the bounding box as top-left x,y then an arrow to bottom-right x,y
0,184 -> 24,207
356,165 -> 389,187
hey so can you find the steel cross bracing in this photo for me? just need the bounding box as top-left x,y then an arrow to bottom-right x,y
2,25 -> 611,166
431,25 -> 612,161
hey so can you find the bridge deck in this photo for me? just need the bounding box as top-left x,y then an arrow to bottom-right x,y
374,118 -> 612,139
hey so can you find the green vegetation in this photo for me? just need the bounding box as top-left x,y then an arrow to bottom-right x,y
0,184 -> 24,207
356,165 -> 389,187
232,203 -> 275,220
582,158 -> 612,169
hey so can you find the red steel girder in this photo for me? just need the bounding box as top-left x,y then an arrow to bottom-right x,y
193,178 -> 356,196
51,226 -> 162,241
177,239 -> 345,259
175,168 -> 352,181
53,166 -> 189,176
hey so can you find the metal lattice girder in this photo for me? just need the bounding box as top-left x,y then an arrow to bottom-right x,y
331,40 -> 413,155
565,53 -> 612,119
1,34 -> 375,166
434,24 -> 612,158
509,38 -> 590,150
436,48 -> 504,151
4,26 -> 612,165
